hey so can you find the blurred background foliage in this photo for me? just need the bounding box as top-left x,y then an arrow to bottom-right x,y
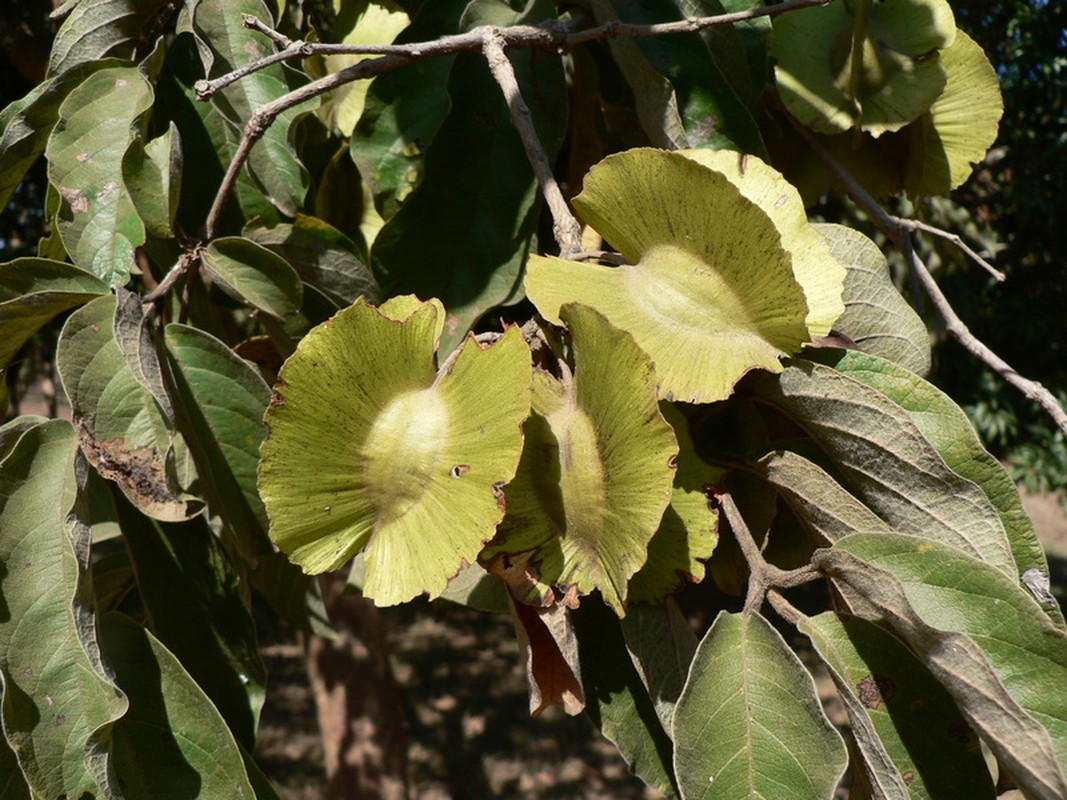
1,0 -> 1064,492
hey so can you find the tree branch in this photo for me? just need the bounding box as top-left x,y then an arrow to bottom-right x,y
720,493 -> 820,617
482,29 -> 583,256
792,119 -> 1067,438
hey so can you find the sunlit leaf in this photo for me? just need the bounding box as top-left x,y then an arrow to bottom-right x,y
673,610 -> 847,799
799,612 -> 994,799
260,297 -> 530,606
487,305 -> 676,615
0,421 -> 128,799
815,348 -> 1057,614
812,222 -> 930,375
771,0 -> 955,135
816,534 -> 1067,798
45,66 -> 153,285
122,120 -> 182,239
526,148 -> 817,403
0,258 -> 108,387
0,59 -> 124,211
57,295 -> 201,521
100,613 -> 258,798
904,30 -> 1003,196
48,0 -> 175,76
311,2 -> 410,137
752,361 -> 1017,577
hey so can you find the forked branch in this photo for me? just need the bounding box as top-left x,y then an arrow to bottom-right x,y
793,120 -> 1067,438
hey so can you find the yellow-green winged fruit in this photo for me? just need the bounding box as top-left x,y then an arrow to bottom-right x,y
258,296 -> 531,606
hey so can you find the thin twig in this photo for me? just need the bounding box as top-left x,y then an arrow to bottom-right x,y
792,118 -> 1067,438
894,216 -> 1005,282
766,589 -> 803,625
482,29 -> 583,256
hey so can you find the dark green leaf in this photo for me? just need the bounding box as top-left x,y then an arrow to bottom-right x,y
163,322 -> 274,559
244,215 -> 380,307
370,4 -> 567,351
0,421 -> 128,798
202,237 -> 304,319
800,612 -> 995,800
250,552 -> 334,638
115,494 -> 266,749
573,596 -> 678,797
816,534 -> 1067,798
350,0 -> 468,220
100,612 -> 258,798
184,0 -> 310,216
605,0 -> 766,154
673,610 -> 847,799
619,600 -> 696,732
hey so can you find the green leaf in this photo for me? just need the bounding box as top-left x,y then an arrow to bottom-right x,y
260,297 -> 531,606
599,0 -> 766,154
815,534 -> 1067,798
202,237 -> 304,319
812,223 -> 931,375
487,305 -> 677,615
904,30 -> 1003,196
437,562 -> 510,614
244,215 -> 381,308
350,0 -> 466,221
45,66 -> 154,285
0,420 -> 129,799
573,596 -> 678,797
114,496 -> 266,750
57,295 -> 201,521
0,59 -> 124,211
799,612 -> 995,800
370,24 -> 567,352
620,599 -> 697,733
526,148 -> 814,404
752,361 -> 1017,577
587,0 -> 687,149
750,448 -> 891,544
250,551 -> 334,638
47,0 -> 175,76
672,610 -> 847,800
627,404 -> 722,604
122,120 -> 182,239
817,349 -> 1057,614
184,0 -> 311,216
100,613 -> 258,799
680,149 -> 845,338
0,258 -> 108,376
771,0 -> 955,136
163,322 -> 275,560
311,2 -> 410,137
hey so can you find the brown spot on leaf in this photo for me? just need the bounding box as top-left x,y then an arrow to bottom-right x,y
491,481 -> 506,512
902,771 -> 915,785
59,186 -> 88,214
269,391 -> 287,409
75,416 -> 181,509
76,152 -> 93,163
450,464 -> 470,478
857,673 -> 896,709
